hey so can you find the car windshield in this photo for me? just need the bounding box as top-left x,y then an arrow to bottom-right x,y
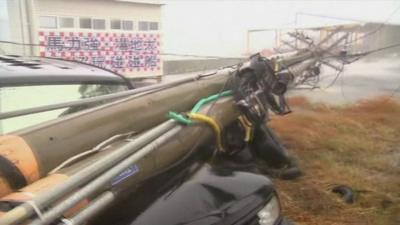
0,83 -> 128,134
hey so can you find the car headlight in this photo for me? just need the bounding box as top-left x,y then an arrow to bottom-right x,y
257,195 -> 280,225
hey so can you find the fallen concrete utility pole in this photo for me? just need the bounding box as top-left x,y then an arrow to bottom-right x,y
0,68 -> 234,196
0,28 -> 348,196
0,97 -> 239,225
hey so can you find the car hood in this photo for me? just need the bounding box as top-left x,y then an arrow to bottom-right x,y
130,163 -> 274,225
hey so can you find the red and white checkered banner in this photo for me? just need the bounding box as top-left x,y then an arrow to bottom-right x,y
38,31 -> 161,74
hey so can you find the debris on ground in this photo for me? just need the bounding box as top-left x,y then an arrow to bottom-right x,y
271,96 -> 400,225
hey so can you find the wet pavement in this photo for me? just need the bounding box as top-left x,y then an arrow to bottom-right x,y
289,57 -> 400,104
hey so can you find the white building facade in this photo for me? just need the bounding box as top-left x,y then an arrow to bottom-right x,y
2,0 -> 163,77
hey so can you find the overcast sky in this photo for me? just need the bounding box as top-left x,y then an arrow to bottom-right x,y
162,0 -> 400,57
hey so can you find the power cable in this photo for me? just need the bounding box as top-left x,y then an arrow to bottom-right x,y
324,63 -> 345,89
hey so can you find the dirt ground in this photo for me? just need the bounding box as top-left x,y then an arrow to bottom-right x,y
270,96 -> 400,225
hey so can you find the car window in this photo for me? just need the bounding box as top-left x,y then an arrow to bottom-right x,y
0,83 -> 128,134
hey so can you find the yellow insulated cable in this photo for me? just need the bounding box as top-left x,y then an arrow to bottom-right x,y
238,115 -> 254,142
188,113 -> 225,152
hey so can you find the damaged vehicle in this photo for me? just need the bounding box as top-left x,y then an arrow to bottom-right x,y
0,54 -> 298,225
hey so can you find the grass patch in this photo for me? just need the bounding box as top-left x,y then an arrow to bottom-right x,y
271,96 -> 400,225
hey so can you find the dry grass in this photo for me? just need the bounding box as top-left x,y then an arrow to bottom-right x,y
270,96 -> 400,225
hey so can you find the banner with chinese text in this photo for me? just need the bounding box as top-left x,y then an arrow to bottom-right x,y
38,31 -> 162,76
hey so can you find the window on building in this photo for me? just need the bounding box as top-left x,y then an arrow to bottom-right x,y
59,17 -> 74,28
122,20 -> 134,31
110,19 -> 121,30
80,18 -> 92,29
39,16 -> 57,29
149,22 -> 158,31
93,19 -> 106,30
139,21 -> 149,31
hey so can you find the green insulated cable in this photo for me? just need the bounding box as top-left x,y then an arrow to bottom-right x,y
168,90 -> 233,125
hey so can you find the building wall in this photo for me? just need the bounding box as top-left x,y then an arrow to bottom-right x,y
3,0 -> 163,77
360,24 -> 400,56
34,0 -> 161,23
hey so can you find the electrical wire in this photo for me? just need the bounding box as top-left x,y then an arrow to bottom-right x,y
345,42 -> 400,60
294,5 -> 400,48
345,4 -> 400,46
48,131 -> 136,174
117,74 -> 236,198
158,70 -> 236,171
324,63 -> 345,89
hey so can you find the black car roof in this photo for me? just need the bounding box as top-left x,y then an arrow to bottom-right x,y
0,55 -> 128,86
